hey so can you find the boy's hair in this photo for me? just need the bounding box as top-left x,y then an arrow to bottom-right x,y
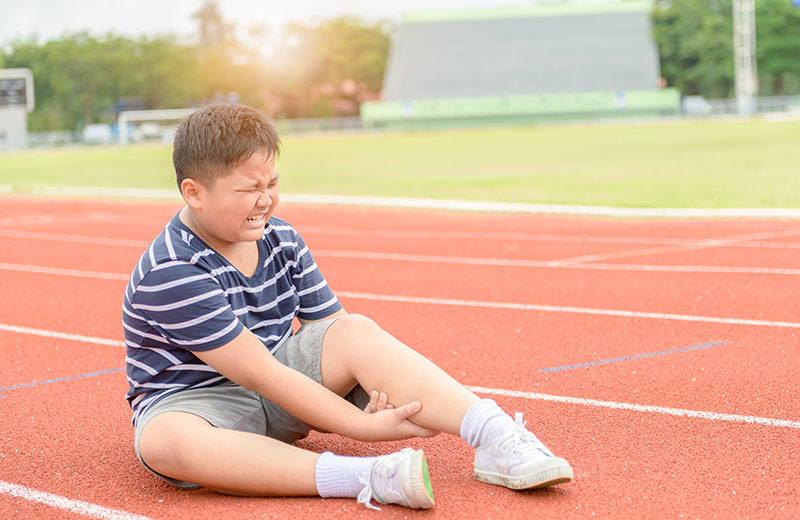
172,103 -> 281,188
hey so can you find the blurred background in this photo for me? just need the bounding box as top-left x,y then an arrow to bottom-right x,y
1,0 -> 798,148
1,0 -> 799,210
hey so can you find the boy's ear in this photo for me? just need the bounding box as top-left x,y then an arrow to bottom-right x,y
180,178 -> 204,209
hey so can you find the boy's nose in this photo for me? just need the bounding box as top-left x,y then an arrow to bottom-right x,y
256,190 -> 272,207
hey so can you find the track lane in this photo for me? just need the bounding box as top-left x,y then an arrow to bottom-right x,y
315,257 -> 800,323
2,380 -> 798,519
2,198 -> 800,519
4,286 -> 798,427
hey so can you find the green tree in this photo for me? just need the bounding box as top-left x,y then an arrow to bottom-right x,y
0,3 -> 393,130
756,0 -> 800,95
652,0 -> 800,98
131,37 -> 203,108
3,33 -> 202,131
269,17 -> 391,117
652,0 -> 733,98
2,34 -> 107,130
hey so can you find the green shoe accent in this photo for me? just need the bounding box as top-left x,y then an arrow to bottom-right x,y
422,455 -> 435,503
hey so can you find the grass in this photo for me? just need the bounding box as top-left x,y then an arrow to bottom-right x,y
2,118 -> 799,208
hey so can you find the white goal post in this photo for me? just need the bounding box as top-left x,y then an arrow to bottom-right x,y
118,108 -> 196,146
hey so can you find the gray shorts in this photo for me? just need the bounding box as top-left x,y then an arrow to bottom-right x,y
133,318 -> 370,489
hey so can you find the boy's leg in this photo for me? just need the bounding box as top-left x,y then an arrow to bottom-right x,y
320,314 -> 573,489
138,411 -> 319,496
138,410 -> 435,508
320,314 -> 479,435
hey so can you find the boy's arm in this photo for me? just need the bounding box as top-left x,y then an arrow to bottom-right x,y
192,326 -> 432,441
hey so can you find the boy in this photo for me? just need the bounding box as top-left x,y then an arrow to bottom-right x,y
122,103 -> 572,510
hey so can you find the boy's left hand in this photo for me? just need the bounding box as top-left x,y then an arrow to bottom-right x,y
363,390 -> 394,414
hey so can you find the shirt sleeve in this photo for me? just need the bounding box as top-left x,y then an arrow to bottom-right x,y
290,230 -> 343,321
130,261 -> 245,352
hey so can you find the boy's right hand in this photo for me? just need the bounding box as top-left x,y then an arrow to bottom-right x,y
362,400 -> 438,441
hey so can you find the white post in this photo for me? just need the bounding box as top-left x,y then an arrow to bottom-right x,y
733,0 -> 758,114
0,68 -> 35,151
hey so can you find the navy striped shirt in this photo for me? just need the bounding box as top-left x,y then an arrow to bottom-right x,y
122,212 -> 341,426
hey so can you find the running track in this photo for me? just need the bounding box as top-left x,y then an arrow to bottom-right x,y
1,196 -> 798,519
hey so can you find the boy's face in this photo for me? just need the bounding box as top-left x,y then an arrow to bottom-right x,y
189,149 -> 279,249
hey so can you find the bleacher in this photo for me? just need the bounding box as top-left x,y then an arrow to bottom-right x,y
363,1 -> 680,129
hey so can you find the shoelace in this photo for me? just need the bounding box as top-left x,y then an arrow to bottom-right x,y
356,452 -> 405,511
496,412 -> 552,457
356,474 -> 381,511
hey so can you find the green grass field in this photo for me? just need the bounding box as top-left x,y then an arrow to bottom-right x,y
2,118 -> 799,208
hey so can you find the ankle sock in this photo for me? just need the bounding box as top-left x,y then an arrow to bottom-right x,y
315,452 -> 376,498
459,398 -> 515,448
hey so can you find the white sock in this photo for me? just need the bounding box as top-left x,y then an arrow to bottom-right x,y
315,452 -> 376,498
459,398 -> 515,448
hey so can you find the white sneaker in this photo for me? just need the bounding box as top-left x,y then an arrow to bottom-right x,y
474,412 -> 573,490
357,448 -> 436,510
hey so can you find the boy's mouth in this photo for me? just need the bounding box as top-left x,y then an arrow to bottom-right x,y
246,214 -> 265,224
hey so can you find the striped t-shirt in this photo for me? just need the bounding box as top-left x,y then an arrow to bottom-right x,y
122,212 -> 341,426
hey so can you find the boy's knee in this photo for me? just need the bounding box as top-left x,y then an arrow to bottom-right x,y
334,314 -> 381,335
138,412 -> 202,472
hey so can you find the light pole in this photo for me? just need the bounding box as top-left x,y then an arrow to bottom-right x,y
732,0 -> 758,114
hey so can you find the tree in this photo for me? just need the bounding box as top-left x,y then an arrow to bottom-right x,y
755,0 -> 800,95
2,33 -> 202,131
651,0 -> 733,98
268,17 -> 392,117
652,0 -> 800,98
0,5 -> 394,129
192,1 -> 235,49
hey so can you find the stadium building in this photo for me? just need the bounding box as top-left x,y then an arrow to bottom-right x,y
362,0 -> 679,129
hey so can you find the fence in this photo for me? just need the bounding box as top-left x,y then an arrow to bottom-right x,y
19,95 -> 800,149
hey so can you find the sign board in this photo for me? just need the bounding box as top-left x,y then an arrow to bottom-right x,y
0,68 -> 35,150
0,68 -> 34,112
0,77 -> 28,107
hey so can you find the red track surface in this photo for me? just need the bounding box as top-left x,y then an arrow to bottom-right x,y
1,196 -> 799,519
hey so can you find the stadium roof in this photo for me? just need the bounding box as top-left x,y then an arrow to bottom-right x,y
382,0 -> 661,101
402,0 -> 652,23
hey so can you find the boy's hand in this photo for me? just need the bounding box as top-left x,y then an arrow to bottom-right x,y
363,390 -> 394,413
363,400 -> 438,440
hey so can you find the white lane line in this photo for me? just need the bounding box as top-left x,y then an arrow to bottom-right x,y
337,291 -> 800,329
1,258 -> 798,327
4,227 -> 800,274
0,229 -> 150,248
466,386 -> 800,429
0,213 -> 166,229
33,185 -> 180,200
0,262 -> 129,281
314,249 -> 800,276
9,226 -> 800,251
0,481 -> 153,520
0,215 -> 60,227
280,193 -> 800,218
564,262 -> 800,276
3,248 -> 800,278
299,225 -> 800,249
550,227 -> 800,266
15,187 -> 800,217
3,322 -> 798,431
299,226 -> 704,245
0,323 -> 125,347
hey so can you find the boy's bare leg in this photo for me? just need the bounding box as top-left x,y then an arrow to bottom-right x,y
321,314 -> 480,436
138,411 -> 319,496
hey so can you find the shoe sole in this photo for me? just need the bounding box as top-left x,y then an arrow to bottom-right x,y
474,457 -> 573,490
404,450 -> 436,509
